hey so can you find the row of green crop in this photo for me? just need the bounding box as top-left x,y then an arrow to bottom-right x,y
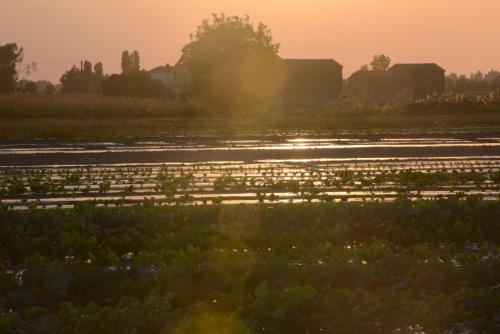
1,169 -> 498,197
212,170 -> 499,192
0,198 -> 499,333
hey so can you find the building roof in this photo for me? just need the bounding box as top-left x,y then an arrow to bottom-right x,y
348,69 -> 388,80
389,63 -> 445,73
149,64 -> 189,74
348,63 -> 445,80
283,59 -> 342,68
149,66 -> 170,73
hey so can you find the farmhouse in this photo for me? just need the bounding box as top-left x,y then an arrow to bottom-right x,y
149,65 -> 174,87
149,64 -> 191,96
348,63 -> 445,101
281,59 -> 343,101
150,58 -> 344,101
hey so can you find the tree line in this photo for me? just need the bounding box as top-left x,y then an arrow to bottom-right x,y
1,14 -> 500,103
0,43 -> 166,98
446,70 -> 500,92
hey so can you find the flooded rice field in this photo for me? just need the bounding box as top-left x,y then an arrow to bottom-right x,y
1,132 -> 499,209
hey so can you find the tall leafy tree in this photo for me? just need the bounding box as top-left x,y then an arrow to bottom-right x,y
179,13 -> 283,109
60,60 -> 103,94
94,62 -> 103,77
0,43 -> 24,94
370,54 -> 391,71
485,69 -> 500,84
43,82 -> 55,94
132,50 -> 140,71
83,61 -> 92,74
121,50 -> 140,73
121,50 -> 132,74
102,71 -> 166,98
492,76 -> 500,90
359,64 -> 369,71
23,80 -> 37,94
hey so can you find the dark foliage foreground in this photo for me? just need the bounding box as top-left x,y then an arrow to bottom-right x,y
0,199 -> 499,333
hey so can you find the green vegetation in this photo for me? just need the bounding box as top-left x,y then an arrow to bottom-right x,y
180,13 -> 282,108
0,94 -> 207,119
0,199 -> 498,333
0,43 -> 24,94
60,61 -> 104,94
447,70 -> 500,92
0,94 -> 499,140
1,160 -> 498,209
3,89 -> 499,119
121,50 -> 140,74
370,54 -> 391,71
103,71 -> 168,98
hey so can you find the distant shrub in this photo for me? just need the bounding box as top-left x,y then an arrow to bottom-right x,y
0,94 -> 209,118
60,61 -> 104,94
102,71 -> 168,98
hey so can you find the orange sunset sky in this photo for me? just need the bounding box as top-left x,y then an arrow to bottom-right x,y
1,0 -> 499,82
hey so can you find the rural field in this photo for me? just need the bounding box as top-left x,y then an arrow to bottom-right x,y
1,94 -> 500,140
3,1 -> 500,332
1,108 -> 499,332
1,201 -> 499,333
1,131 -> 500,209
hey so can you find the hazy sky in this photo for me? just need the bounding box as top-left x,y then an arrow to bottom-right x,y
2,0 -> 499,82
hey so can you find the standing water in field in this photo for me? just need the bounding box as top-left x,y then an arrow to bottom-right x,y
1,133 -> 499,209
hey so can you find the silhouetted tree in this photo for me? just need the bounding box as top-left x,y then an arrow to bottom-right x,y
447,73 -> 458,81
485,69 -> 500,84
60,66 -> 79,93
370,54 -> 391,71
24,81 -> 37,94
102,71 -> 167,98
16,80 -> 55,94
121,51 -> 131,74
359,64 -> 369,71
43,82 -> 55,94
491,76 -> 500,90
94,62 -> 103,77
447,69 -> 500,92
132,51 -> 140,71
455,75 -> 468,91
0,43 -> 24,94
470,71 -> 484,81
16,80 -> 37,94
445,73 -> 458,91
179,13 -> 282,109
454,74 -> 490,92
83,61 -> 92,75
60,61 -> 104,94
121,50 -> 140,74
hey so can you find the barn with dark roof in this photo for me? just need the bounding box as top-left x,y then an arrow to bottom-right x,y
348,63 -> 445,101
281,59 -> 343,102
